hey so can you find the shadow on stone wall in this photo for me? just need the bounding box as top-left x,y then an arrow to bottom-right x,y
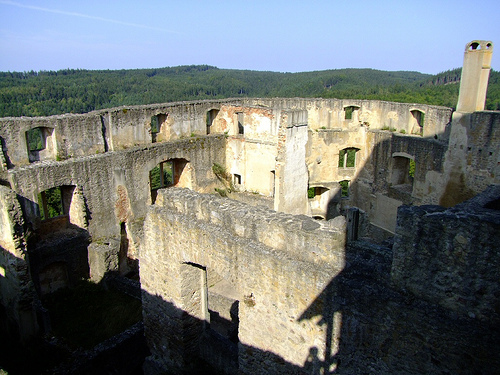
139,237 -> 500,374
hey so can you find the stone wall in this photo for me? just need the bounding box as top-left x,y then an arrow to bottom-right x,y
392,185 -> 500,323
141,187 -> 500,374
6,135 -> 226,239
140,188 -> 346,374
0,186 -> 38,340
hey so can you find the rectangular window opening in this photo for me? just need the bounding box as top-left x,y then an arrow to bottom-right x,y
237,113 -> 244,135
234,174 -> 241,185
27,127 -> 46,152
340,180 -> 350,198
38,186 -> 64,220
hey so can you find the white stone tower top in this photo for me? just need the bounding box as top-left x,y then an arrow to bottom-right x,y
456,40 -> 493,113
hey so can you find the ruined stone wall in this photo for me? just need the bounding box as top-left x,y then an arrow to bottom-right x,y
217,104 -> 279,196
392,185 -> 500,323
6,136 -> 226,239
141,188 -> 346,374
0,99 -> 239,168
0,186 -> 38,340
274,110 -> 309,214
141,187 -> 500,374
439,111 -> 500,207
241,98 -> 453,138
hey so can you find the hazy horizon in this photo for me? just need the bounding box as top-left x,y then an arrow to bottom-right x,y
1,0 -> 498,74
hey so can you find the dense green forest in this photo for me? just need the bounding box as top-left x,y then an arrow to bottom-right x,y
0,65 -> 499,117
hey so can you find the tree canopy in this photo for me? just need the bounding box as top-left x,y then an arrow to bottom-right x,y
0,65 -> 499,117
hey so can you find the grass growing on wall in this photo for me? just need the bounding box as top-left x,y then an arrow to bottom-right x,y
42,281 -> 142,349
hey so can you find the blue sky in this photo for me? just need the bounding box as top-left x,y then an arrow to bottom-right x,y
0,0 -> 499,74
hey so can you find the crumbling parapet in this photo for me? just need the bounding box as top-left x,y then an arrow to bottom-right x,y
392,185 -> 500,323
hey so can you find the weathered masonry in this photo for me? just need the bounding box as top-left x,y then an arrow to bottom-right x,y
0,41 -> 499,374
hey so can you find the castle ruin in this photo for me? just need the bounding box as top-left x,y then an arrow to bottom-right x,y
0,41 -> 499,374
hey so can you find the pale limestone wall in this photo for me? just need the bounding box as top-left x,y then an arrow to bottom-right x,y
0,99 -> 237,167
219,104 -> 279,196
0,98 -> 453,169
141,188 -> 346,374
275,111 -> 309,214
457,41 -> 494,113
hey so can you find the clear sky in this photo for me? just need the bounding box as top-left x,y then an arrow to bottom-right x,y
0,0 -> 499,74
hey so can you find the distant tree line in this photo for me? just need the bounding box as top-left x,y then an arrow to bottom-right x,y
0,65 -> 499,117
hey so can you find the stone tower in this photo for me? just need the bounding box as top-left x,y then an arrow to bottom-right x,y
456,40 -> 493,112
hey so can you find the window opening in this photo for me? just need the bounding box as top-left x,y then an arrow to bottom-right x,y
237,112 -> 244,135
27,127 -> 45,152
339,180 -> 350,198
308,187 -> 315,199
308,186 -> 328,199
470,42 -> 480,50
206,109 -> 219,135
391,156 -> 415,186
150,160 -> 174,190
150,116 -> 159,143
410,110 -> 424,134
38,186 -> 64,220
150,114 -> 167,143
338,148 -> 359,168
344,106 -> 359,120
149,159 -> 189,203
233,174 -> 242,185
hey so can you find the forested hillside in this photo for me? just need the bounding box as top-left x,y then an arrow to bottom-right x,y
0,65 -> 499,117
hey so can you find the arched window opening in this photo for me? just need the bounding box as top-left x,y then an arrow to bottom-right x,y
339,180 -> 350,198
391,156 -> 415,186
344,106 -> 359,120
410,110 -> 425,135
206,109 -> 219,135
338,148 -> 359,168
470,42 -> 480,50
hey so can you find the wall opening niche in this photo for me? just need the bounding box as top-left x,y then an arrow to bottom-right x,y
391,154 -> 415,195
149,158 -> 190,203
26,126 -> 54,163
150,114 -> 168,143
206,109 -> 219,135
338,148 -> 359,168
410,110 -> 425,135
180,263 -> 239,361
237,112 -> 244,135
344,106 -> 360,121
